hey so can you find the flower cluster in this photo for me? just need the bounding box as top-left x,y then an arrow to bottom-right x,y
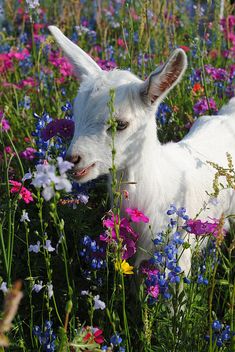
101,208 -> 149,260
142,205 -> 189,303
31,157 -> 73,201
80,235 -> 106,270
185,218 -> 226,238
193,97 -> 217,115
156,102 -> 172,125
41,118 -> 74,142
9,180 -> 33,204
32,111 -> 72,162
33,320 -> 56,352
205,320 -> 235,348
102,333 -> 125,351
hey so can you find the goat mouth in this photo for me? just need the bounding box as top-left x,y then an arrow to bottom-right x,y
73,163 -> 95,180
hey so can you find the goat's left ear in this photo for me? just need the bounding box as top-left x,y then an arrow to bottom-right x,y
140,49 -> 187,105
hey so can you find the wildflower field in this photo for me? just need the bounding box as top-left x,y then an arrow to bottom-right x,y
0,0 -> 235,351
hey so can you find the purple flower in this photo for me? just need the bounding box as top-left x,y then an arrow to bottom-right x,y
20,147 -> 37,160
41,120 -> 59,141
0,113 -> 10,132
29,241 -> 41,253
193,98 -> 218,115
57,119 -> 74,139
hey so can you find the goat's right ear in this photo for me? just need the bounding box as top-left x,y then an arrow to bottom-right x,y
48,26 -> 102,80
140,49 -> 187,105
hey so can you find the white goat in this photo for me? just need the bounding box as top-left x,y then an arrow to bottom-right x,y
49,26 -> 235,274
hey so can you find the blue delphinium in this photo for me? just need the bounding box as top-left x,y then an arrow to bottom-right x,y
80,235 -> 106,270
205,321 -> 234,348
144,205 -> 190,303
32,101 -> 74,162
33,320 -> 56,351
156,102 -> 172,125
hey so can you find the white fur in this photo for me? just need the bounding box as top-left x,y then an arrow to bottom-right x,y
49,26 -> 235,274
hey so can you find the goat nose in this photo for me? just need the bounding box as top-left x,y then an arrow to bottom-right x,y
66,154 -> 82,164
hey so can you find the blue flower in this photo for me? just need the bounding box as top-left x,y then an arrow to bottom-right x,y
33,320 -> 56,351
212,320 -> 222,332
110,333 -> 122,346
166,204 -> 177,215
172,231 -> 184,245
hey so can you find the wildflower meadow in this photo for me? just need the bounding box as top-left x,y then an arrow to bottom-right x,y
0,0 -> 235,351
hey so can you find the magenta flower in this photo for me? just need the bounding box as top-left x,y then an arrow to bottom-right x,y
125,208 -> 149,223
9,180 -> 34,204
20,147 -> 37,160
0,112 -> 10,132
101,213 -> 140,259
147,284 -> 160,299
193,98 -> 218,116
185,218 -> 225,238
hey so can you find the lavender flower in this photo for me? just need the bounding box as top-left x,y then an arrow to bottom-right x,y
32,281 -> 43,293
43,240 -> 55,252
93,295 -> 106,310
29,241 -> 41,253
20,210 -> 30,222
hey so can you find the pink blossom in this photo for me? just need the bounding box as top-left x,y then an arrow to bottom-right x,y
0,113 -> 10,132
101,214 -> 139,259
20,147 -> 37,160
147,285 -> 160,299
4,146 -> 13,155
185,218 -> 225,238
117,38 -> 125,47
125,208 -> 149,223
9,180 -> 34,204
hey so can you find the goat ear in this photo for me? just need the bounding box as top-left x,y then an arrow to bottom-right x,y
48,26 -> 102,79
140,49 -> 187,104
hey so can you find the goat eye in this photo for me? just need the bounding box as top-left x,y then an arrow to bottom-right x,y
107,120 -> 129,133
116,120 -> 129,131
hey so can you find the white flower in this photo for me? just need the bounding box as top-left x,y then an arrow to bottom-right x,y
81,290 -> 89,296
31,161 -> 72,201
47,283 -> 53,299
22,171 -> 32,182
93,295 -> 106,310
43,240 -> 55,252
20,210 -> 30,222
55,175 -> 72,192
29,241 -> 40,253
57,157 -> 73,175
42,186 -> 55,201
0,282 -> 8,293
26,0 -> 40,9
32,281 -> 43,293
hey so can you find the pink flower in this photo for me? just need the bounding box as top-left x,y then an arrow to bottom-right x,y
4,146 -> 13,155
20,147 -> 37,160
125,208 -> 149,223
193,98 -> 218,115
9,180 -> 34,204
117,38 -> 125,47
0,112 -> 10,132
185,218 -> 225,238
147,284 -> 160,299
101,214 -> 139,259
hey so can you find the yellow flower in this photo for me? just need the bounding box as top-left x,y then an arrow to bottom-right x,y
115,260 -> 134,275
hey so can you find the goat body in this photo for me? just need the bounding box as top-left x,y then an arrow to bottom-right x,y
49,26 -> 235,273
